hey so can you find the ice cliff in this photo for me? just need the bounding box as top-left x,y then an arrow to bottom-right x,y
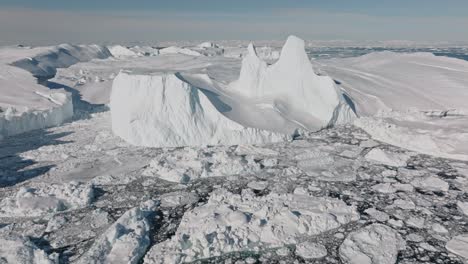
110,72 -> 289,147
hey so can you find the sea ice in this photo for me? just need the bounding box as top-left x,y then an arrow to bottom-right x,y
144,188 -> 359,263
339,224 -> 406,264
77,200 -> 157,264
365,148 -> 409,167
0,182 -> 94,217
446,234 -> 468,260
142,147 -> 263,183
0,235 -> 55,264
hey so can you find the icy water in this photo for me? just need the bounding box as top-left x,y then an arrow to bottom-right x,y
1,111 -> 468,263
307,47 -> 468,61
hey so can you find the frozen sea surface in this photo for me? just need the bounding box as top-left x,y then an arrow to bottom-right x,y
1,40 -> 468,263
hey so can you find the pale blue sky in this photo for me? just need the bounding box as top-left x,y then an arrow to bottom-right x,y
1,0 -> 467,44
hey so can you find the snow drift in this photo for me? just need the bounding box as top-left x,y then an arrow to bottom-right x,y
229,36 -> 356,131
110,72 -> 289,147
11,44 -> 111,79
319,51 -> 468,160
108,45 -> 138,58
159,46 -> 202,57
319,51 -> 468,115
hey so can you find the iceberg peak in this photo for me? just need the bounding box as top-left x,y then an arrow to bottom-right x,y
229,35 -> 356,130
247,43 -> 258,57
276,35 -> 311,70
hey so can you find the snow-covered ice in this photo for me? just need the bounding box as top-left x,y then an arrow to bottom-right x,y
108,45 -> 139,58
339,224 -> 406,264
365,148 -> 410,167
295,241 -> 328,259
142,147 -> 264,183
230,36 -> 356,131
446,234 -> 468,261
0,182 -> 94,217
0,235 -> 55,264
1,38 -> 468,264
0,44 -> 111,137
159,46 -> 202,56
144,188 -> 359,263
77,200 -> 157,264
318,51 -> 468,160
110,72 -> 289,147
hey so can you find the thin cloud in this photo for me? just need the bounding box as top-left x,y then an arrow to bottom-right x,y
0,7 -> 467,45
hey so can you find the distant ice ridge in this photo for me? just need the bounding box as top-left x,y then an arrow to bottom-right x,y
110,72 -> 290,147
11,44 -> 112,79
159,46 -> 202,56
108,45 -> 139,58
229,36 -> 356,131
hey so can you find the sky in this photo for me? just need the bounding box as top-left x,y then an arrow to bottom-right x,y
0,0 -> 467,44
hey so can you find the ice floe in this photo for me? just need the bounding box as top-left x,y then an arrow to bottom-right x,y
339,224 -> 405,264
144,188 -> 359,263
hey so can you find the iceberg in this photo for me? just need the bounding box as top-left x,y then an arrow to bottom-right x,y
110,72 -> 289,147
229,36 -> 356,131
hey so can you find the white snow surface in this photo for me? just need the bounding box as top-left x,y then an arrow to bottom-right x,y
0,235 -> 54,264
229,36 -> 356,131
110,72 -> 290,147
318,51 -> 468,160
142,147 -> 263,183
108,45 -> 139,58
0,44 -> 111,138
198,42 -> 219,49
446,234 -> 468,261
339,224 -> 406,264
77,200 -> 157,264
159,46 -> 202,56
0,181 -> 94,217
144,188 -> 359,263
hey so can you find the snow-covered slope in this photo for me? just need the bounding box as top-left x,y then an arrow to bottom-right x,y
11,44 -> 111,79
110,72 -> 290,147
318,52 -> 468,160
0,44 -> 111,138
159,46 -> 202,56
319,51 -> 468,115
229,36 -> 356,131
108,45 -> 139,58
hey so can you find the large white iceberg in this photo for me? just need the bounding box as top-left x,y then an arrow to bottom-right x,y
110,72 -> 289,147
229,36 -> 356,131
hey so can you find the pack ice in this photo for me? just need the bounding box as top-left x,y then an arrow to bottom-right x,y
144,188 -> 359,263
110,36 -> 355,147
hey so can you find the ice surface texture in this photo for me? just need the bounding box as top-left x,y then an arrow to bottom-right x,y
110,36 -> 355,147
